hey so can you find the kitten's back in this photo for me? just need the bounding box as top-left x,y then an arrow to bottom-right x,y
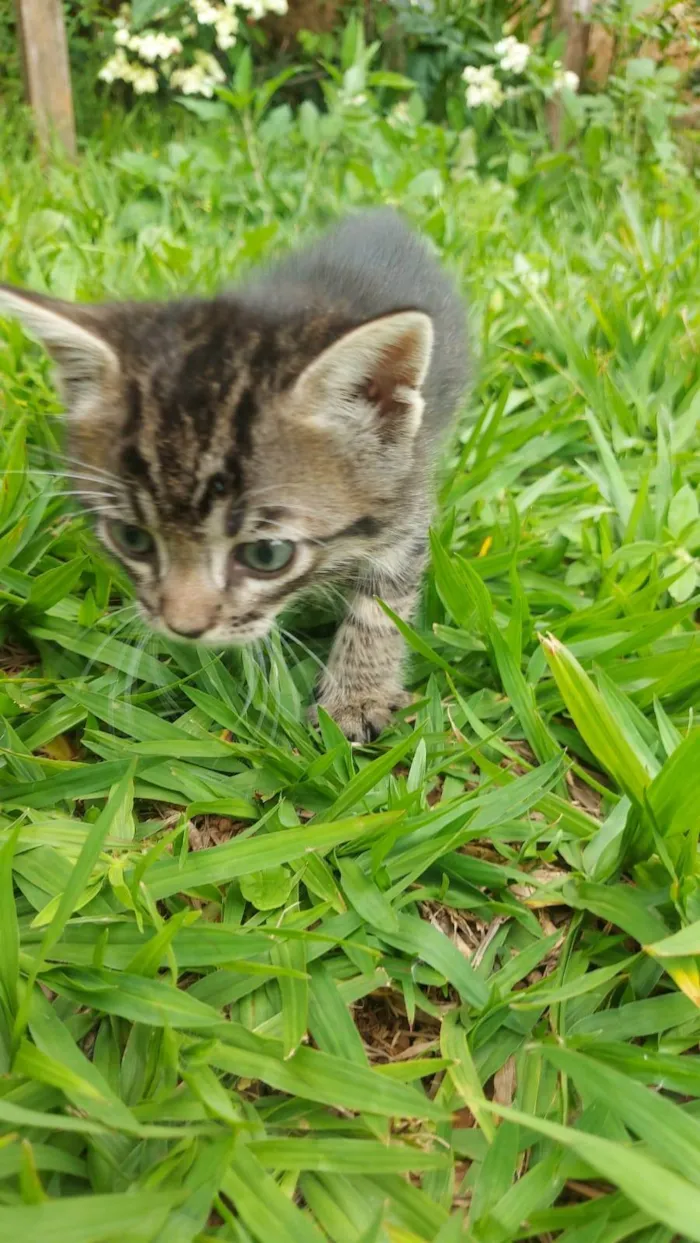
243,210 -> 468,435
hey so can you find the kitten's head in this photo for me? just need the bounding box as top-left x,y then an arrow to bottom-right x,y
0,285 -> 433,643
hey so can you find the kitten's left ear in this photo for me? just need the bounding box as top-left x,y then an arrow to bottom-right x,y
294,310 -> 433,439
0,285 -> 119,416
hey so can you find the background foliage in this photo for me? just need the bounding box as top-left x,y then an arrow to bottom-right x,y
0,1 -> 699,1239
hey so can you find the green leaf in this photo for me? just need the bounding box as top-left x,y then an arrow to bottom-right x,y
324,730 -> 421,821
564,879 -> 669,945
338,856 -> 398,933
44,966 -> 224,1030
21,557 -> 88,614
378,914 -> 489,1009
27,989 -> 142,1132
489,620 -> 561,767
646,920 -> 700,957
668,483 -> 698,537
14,764 -> 135,1043
224,1145 -> 325,1243
484,1100 -> 700,1242
249,1138 -> 447,1173
240,866 -> 295,910
307,962 -> 369,1065
440,1012 -> 495,1141
646,728 -> 700,840
540,1043 -> 700,1187
0,1192 -> 178,1242
0,823 -> 20,1021
271,933 -> 309,1060
207,1026 -> 447,1120
541,634 -> 651,803
145,813 -> 401,898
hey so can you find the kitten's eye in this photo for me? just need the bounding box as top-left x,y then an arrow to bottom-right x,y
236,539 -> 295,575
109,522 -> 155,559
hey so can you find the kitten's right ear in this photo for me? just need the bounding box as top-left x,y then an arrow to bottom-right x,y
0,285 -> 119,416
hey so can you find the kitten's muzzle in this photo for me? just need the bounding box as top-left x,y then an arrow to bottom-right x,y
159,568 -> 219,640
167,621 -> 208,640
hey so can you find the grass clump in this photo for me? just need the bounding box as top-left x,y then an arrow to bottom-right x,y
0,81 -> 699,1242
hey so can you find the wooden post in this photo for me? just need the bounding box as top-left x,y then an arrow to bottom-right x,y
547,0 -> 595,147
15,0 -> 77,158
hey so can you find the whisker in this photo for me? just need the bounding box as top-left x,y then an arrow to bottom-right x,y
262,633 -> 285,742
53,451 -> 124,484
277,626 -> 329,681
3,470 -> 123,491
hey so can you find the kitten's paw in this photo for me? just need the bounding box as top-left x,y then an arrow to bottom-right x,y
312,690 -> 411,743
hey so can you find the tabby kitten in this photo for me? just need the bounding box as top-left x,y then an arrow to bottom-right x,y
0,210 -> 468,740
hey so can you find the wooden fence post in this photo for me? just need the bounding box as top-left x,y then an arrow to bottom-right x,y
14,0 -> 77,158
547,0 -> 595,147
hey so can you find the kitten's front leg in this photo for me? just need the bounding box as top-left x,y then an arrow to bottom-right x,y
315,541 -> 424,742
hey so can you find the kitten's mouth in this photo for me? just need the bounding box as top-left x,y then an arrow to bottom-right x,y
204,618 -> 274,646
144,613 -> 272,647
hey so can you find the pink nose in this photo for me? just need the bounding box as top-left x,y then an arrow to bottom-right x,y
165,619 -> 208,639
160,570 -> 218,639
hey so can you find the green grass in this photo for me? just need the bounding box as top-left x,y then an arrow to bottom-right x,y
0,90 -> 699,1242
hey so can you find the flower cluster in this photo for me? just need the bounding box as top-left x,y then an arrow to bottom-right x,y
463,65 -> 504,109
114,28 -> 183,61
99,47 -> 159,94
98,0 -> 288,96
190,0 -> 239,50
553,61 -> 580,93
170,50 -> 226,97
463,28 -> 581,112
494,35 -> 531,75
237,0 -> 288,16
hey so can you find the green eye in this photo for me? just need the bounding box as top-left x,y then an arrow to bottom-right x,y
236,539 -> 295,575
109,522 -> 155,558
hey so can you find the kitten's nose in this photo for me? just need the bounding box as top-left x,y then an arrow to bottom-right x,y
168,622 -> 207,640
160,568 -> 218,639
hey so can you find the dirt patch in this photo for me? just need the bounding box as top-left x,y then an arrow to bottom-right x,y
353,988 -> 441,1065
0,640 -> 39,675
188,816 -> 251,851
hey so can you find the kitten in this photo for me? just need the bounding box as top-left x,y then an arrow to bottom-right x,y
0,210 -> 468,741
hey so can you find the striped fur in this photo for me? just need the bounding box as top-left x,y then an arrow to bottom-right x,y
0,211 -> 468,740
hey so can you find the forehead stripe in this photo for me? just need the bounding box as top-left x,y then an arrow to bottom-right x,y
120,444 -> 157,493
123,378 -> 142,437
232,387 -> 257,458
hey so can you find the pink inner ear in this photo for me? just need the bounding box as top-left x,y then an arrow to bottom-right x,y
362,332 -> 423,420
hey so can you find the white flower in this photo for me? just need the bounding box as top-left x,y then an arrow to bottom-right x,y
388,100 -> 411,128
98,48 -> 132,83
190,0 -> 220,24
494,35 -> 530,74
194,49 -> 226,81
171,64 -> 211,95
171,50 -> 225,97
130,30 -> 183,61
215,26 -> 236,50
214,7 -> 238,50
553,61 -> 580,92
132,66 -> 159,93
236,0 -> 287,17
114,26 -> 131,46
462,64 -> 504,109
